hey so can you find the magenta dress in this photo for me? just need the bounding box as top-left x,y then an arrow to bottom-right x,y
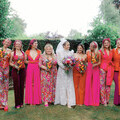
25,50 -> 42,105
84,51 -> 100,106
39,55 -> 57,103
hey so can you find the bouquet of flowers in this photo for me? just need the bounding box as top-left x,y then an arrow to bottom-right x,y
16,59 -> 23,73
75,59 -> 87,74
91,54 -> 98,64
46,59 -> 53,70
0,50 -> 7,61
62,56 -> 75,74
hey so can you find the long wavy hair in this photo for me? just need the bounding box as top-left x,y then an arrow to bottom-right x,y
101,39 -> 111,54
90,41 -> 99,55
12,40 -> 23,52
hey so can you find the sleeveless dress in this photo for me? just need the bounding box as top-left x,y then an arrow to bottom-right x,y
12,50 -> 26,108
73,58 -> 86,105
25,50 -> 42,105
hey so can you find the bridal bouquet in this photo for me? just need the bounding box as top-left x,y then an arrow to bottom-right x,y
62,56 -> 75,74
75,59 -> 87,74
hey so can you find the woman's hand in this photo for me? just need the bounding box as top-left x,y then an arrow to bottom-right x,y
64,67 -> 69,71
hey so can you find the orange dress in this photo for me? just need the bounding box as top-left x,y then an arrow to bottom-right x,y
73,58 -> 86,105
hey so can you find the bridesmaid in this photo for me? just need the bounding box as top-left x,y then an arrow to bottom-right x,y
113,38 -> 120,105
0,38 -> 11,111
55,38 -> 76,108
10,40 -> 26,109
84,41 -> 101,106
25,39 -> 42,105
73,44 -> 87,106
100,38 -> 114,106
39,44 -> 57,107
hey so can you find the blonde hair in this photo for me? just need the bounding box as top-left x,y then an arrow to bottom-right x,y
44,44 -> 55,58
101,40 -> 111,54
90,41 -> 99,55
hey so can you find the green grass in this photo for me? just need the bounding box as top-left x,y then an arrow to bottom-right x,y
0,83 -> 120,120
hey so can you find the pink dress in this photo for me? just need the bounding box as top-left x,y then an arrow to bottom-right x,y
84,51 -> 100,106
25,50 -> 42,105
40,55 -> 57,103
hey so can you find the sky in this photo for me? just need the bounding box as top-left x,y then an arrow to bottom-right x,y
9,0 -> 101,37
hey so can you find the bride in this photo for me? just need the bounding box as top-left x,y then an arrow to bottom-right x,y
54,38 -> 76,108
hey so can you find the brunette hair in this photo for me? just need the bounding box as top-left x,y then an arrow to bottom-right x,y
77,43 -> 85,54
28,39 -> 37,50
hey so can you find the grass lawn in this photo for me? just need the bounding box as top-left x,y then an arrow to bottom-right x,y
0,83 -> 120,120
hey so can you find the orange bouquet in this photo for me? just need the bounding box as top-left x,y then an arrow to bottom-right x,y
46,59 -> 53,72
91,54 -> 98,64
75,59 -> 87,74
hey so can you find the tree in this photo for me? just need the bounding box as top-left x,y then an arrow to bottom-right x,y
0,0 -> 10,38
100,0 -> 120,27
67,29 -> 83,40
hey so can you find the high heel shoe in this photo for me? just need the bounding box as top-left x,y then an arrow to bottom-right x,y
44,103 -> 48,107
4,106 -> 8,111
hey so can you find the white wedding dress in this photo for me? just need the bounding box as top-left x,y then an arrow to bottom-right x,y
55,49 -> 76,106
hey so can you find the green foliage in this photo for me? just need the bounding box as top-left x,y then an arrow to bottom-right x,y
0,1 -> 26,39
0,0 -> 10,38
67,29 -> 83,40
87,22 -> 119,48
100,0 -> 120,28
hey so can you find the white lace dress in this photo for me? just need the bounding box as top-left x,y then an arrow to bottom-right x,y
55,49 -> 76,106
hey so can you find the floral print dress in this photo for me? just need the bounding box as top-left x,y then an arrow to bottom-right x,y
40,54 -> 57,103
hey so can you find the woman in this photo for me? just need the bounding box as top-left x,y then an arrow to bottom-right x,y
10,40 -> 26,109
84,41 -> 101,106
25,39 -> 42,105
55,38 -> 76,108
73,44 -> 87,106
39,44 -> 57,107
100,38 -> 114,106
0,38 -> 11,111
113,38 -> 120,105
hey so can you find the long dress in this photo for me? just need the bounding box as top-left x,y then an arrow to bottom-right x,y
84,51 -> 100,106
0,49 -> 10,108
113,48 -> 120,105
55,49 -> 76,106
11,50 -> 26,108
25,50 -> 42,105
73,58 -> 86,105
40,55 -> 57,103
99,49 -> 114,104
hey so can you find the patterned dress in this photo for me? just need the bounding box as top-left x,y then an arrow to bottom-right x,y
40,55 -> 57,103
0,48 -> 11,108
